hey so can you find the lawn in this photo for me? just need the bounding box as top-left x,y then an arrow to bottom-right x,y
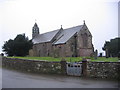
7,56 -> 119,62
90,57 -> 118,62
7,57 -> 83,62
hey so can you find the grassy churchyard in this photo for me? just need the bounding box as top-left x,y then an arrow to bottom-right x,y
7,57 -> 119,62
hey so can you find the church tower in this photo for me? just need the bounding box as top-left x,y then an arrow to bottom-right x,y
32,22 -> 39,38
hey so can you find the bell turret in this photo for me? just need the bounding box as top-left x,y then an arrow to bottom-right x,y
32,22 -> 39,38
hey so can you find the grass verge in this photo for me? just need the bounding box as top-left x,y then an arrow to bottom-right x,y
7,57 -> 119,62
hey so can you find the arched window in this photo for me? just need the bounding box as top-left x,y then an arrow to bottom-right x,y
47,50 -> 50,56
82,33 -> 88,47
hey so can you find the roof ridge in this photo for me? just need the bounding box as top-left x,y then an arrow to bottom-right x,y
40,25 -> 83,35
40,29 -> 59,35
63,25 -> 83,30
33,24 -> 84,44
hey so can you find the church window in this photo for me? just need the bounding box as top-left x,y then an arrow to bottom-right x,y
82,33 -> 88,47
47,50 -> 49,56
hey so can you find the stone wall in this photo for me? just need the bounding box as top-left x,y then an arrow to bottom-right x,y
86,61 -> 120,79
33,42 -> 53,57
53,44 -> 66,57
77,25 -> 94,57
79,48 -> 93,57
2,57 -> 66,75
65,35 -> 76,57
2,57 -> 119,80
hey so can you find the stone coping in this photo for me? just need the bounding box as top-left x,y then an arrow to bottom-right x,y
3,57 -> 61,63
87,61 -> 120,63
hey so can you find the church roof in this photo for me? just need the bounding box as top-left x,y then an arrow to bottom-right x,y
32,29 -> 59,44
32,25 -> 83,44
53,25 -> 83,44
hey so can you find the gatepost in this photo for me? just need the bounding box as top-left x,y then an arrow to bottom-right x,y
82,58 -> 87,77
60,58 -> 67,75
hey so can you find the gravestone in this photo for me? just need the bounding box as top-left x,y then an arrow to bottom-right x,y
99,53 -> 102,57
94,49 -> 98,60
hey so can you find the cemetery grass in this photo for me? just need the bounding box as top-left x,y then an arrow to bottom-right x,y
90,57 -> 118,62
7,57 -> 83,62
7,57 -> 119,62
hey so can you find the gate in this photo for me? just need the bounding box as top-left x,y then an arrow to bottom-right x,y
66,62 -> 82,76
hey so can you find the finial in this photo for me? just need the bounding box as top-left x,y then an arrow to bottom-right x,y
83,20 -> 85,25
60,25 -> 63,30
34,19 -> 38,26
61,25 -> 62,28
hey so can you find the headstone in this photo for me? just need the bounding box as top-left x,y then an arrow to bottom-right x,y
94,49 -> 98,59
99,53 -> 102,57
106,48 -> 109,58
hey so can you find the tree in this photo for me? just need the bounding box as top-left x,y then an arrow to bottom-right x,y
102,37 -> 120,57
2,34 -> 33,56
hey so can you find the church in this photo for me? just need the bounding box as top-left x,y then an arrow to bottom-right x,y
30,21 -> 94,57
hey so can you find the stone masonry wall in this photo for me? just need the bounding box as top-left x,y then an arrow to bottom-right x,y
2,57 -> 120,79
2,57 -> 66,75
33,42 -> 53,57
77,25 -> 94,57
86,61 -> 120,79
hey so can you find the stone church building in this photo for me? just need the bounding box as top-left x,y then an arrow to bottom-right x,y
30,21 -> 94,57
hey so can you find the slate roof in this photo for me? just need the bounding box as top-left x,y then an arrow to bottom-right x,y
32,30 -> 59,44
53,25 -> 83,45
33,25 -> 83,44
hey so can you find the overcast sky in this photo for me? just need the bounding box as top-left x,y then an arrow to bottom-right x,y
0,0 -> 119,55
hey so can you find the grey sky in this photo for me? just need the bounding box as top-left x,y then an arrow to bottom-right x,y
0,0 -> 119,55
